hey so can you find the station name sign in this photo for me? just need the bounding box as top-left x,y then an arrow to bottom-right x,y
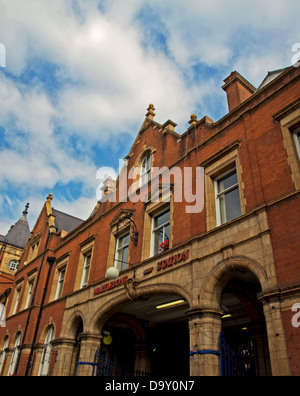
94,250 -> 190,295
157,250 -> 189,272
94,276 -> 128,295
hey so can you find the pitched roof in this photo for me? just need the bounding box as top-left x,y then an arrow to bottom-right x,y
4,207 -> 31,249
52,208 -> 84,233
256,67 -> 290,91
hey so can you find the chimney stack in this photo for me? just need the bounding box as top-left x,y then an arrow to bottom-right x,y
222,71 -> 256,112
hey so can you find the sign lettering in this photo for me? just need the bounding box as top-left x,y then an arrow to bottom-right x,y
157,250 -> 189,272
94,276 -> 128,295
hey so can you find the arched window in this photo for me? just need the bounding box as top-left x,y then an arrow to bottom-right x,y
0,303 -> 6,327
0,336 -> 9,375
140,152 -> 152,187
38,326 -> 55,376
7,332 -> 21,376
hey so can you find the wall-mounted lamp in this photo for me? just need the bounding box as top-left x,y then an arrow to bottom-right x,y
106,266 -> 120,279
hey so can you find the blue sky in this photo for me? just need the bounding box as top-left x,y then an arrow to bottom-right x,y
0,0 -> 299,234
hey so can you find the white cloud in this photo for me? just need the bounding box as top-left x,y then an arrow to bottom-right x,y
0,0 -> 299,234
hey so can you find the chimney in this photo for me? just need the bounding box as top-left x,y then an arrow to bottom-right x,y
222,71 -> 256,112
101,177 -> 116,198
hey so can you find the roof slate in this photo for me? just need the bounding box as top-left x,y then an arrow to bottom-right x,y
52,209 -> 84,233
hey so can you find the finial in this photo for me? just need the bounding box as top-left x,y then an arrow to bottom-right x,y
189,114 -> 198,126
145,104 -> 156,120
23,203 -> 30,216
47,193 -> 53,202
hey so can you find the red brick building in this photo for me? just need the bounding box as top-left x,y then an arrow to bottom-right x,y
0,64 -> 299,376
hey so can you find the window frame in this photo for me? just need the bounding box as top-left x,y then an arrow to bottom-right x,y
74,237 -> 95,291
54,266 -> 66,300
80,253 -> 91,289
12,286 -> 22,315
202,143 -> 245,231
214,167 -> 242,226
7,333 -> 21,376
0,336 -> 9,375
275,105 -> 300,190
293,128 -> 300,159
140,152 -> 152,187
8,260 -> 19,272
150,208 -> 171,257
38,326 -> 55,377
24,278 -> 35,309
114,232 -> 130,272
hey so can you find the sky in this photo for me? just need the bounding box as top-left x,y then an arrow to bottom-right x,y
0,0 -> 299,235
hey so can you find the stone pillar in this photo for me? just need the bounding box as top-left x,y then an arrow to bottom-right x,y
248,325 -> 271,377
76,334 -> 102,376
134,343 -> 151,374
188,309 -> 222,376
262,301 -> 291,376
51,338 -> 76,376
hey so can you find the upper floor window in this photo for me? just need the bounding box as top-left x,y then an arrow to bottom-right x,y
151,209 -> 170,256
80,253 -> 91,289
214,168 -> 241,226
74,237 -> 95,291
115,233 -> 130,272
140,152 -> 152,187
8,260 -> 19,272
55,267 -> 66,300
294,129 -> 300,159
24,278 -> 35,309
12,286 -> 22,315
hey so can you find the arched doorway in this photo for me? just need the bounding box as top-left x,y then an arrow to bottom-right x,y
98,293 -> 190,376
220,270 -> 271,376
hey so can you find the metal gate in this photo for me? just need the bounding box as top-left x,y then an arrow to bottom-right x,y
75,348 -> 151,377
219,332 -> 259,376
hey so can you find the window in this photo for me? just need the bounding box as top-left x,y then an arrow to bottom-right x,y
115,233 -> 130,272
275,106 -> 300,190
80,254 -> 91,288
294,129 -> 300,159
13,287 -> 22,315
7,333 -> 21,376
0,303 -> 5,327
151,210 -> 170,256
55,267 -> 66,300
8,260 -> 19,272
24,279 -> 34,309
74,237 -> 95,291
0,337 -> 9,375
215,168 -> 242,226
38,326 -> 55,376
140,152 -> 152,187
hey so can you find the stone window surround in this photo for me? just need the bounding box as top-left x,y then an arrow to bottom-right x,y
274,103 -> 300,190
74,238 -> 95,291
202,142 -> 246,231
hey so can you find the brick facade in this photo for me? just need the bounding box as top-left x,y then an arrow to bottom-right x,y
0,65 -> 299,376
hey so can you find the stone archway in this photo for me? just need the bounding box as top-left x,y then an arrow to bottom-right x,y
62,311 -> 86,340
200,255 -> 269,310
89,282 -> 192,334
192,255 -> 290,376
87,282 -> 192,376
